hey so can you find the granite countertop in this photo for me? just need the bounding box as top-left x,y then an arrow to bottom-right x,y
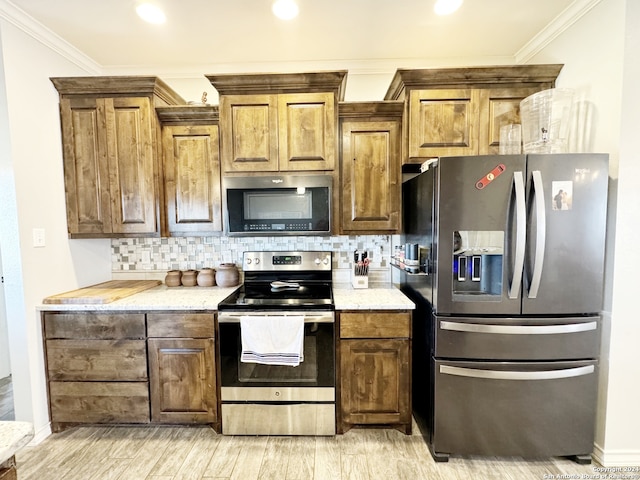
0,421 -> 33,464
38,284 -> 414,311
332,285 -> 415,310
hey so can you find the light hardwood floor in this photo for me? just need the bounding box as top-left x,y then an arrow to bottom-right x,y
14,421 -> 601,480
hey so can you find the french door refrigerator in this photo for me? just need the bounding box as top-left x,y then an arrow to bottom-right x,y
400,153 -> 608,463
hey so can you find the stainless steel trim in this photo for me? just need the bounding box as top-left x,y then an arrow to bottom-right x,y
218,311 -> 335,324
221,386 -> 335,402
529,170 -> 546,298
509,171 -> 526,299
440,320 -> 598,335
440,364 -> 595,381
221,403 -> 336,435
242,250 -> 332,272
224,174 -> 333,190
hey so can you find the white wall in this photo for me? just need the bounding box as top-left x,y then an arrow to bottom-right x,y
530,0 -> 639,466
0,18 -> 111,440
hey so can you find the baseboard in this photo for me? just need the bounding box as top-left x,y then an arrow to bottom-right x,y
592,441 -> 640,466
29,422 -> 52,446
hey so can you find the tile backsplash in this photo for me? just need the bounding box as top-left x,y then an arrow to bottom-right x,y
112,235 -> 393,285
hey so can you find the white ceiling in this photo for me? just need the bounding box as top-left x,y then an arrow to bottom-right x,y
4,0 -> 590,74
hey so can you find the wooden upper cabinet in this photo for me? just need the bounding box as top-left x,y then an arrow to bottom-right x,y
384,65 -> 563,163
108,97 -> 157,235
51,76 -> 185,238
339,102 -> 403,234
157,106 -> 223,235
207,71 -> 346,173
479,87 -> 543,155
278,93 -> 336,171
219,94 -> 279,172
409,89 -> 480,158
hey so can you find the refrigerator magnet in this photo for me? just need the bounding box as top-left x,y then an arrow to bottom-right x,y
476,164 -> 506,190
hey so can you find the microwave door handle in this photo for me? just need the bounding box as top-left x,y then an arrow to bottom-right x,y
508,171 -> 526,299
528,170 -> 546,298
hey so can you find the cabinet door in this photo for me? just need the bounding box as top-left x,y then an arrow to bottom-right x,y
148,338 -> 217,424
106,97 -> 158,234
162,124 -> 222,234
341,120 -> 400,232
340,338 -> 410,427
219,94 -> 278,172
478,87 -> 541,155
408,89 -> 480,159
278,93 -> 336,171
59,97 -> 112,235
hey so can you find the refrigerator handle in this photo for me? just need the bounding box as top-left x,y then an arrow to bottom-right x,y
508,171 -> 526,299
439,364 -> 595,381
529,170 -> 547,298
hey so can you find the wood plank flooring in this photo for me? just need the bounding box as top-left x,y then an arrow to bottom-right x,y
14,421 -> 601,480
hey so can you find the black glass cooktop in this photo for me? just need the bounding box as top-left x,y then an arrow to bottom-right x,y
217,282 -> 334,310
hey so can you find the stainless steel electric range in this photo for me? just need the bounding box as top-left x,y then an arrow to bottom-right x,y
217,251 -> 335,435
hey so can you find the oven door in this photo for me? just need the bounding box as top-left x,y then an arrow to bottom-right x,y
218,311 -> 335,394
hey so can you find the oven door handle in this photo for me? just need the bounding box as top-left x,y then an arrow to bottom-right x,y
218,312 -> 335,324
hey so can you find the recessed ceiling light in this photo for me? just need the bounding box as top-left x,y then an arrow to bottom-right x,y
272,0 -> 299,20
136,3 -> 166,24
434,0 -> 463,16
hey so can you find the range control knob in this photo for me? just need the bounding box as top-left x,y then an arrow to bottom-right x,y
245,258 -> 252,265
254,258 -> 260,265
323,256 -> 330,265
314,257 -> 321,266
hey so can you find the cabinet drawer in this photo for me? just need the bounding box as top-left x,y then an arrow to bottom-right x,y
43,313 -> 145,339
147,313 -> 215,338
45,339 -> 148,381
49,381 -> 149,424
340,312 -> 411,338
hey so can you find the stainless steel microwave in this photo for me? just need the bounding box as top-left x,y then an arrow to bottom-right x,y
223,174 -> 332,236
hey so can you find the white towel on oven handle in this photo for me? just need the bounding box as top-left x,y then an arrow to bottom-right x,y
240,315 -> 305,367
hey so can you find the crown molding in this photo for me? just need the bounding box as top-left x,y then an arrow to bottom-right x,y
516,0 -> 602,63
0,0 -> 102,74
102,55 -> 519,79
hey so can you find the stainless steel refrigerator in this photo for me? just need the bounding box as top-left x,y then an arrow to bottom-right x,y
399,153 -> 608,463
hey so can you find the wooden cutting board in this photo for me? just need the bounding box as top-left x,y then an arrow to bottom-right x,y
43,280 -> 161,304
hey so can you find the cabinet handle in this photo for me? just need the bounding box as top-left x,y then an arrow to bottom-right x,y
440,320 -> 597,335
440,364 -> 595,380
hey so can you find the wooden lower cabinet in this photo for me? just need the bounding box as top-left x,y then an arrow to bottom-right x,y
338,311 -> 412,434
0,457 -> 17,480
147,313 -> 218,426
43,312 -> 149,431
42,311 -> 218,431
48,381 -> 149,424
148,338 -> 217,424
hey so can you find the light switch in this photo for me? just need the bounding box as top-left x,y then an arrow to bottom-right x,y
33,228 -> 46,248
